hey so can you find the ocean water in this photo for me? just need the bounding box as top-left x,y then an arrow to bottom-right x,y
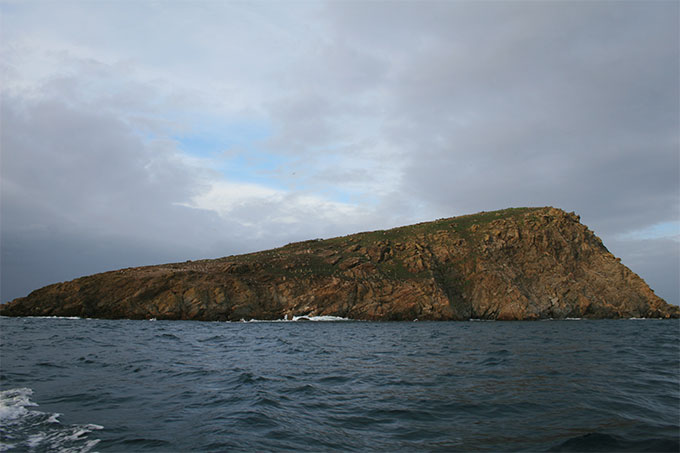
1,317 -> 678,452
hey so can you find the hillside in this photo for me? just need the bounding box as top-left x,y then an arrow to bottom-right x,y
1,207 -> 677,320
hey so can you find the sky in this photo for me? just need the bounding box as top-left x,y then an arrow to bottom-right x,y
1,1 -> 678,305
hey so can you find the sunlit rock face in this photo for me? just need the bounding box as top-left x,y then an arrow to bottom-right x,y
2,207 -> 677,321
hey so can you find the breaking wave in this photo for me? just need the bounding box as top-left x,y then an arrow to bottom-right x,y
243,315 -> 352,322
0,388 -> 102,452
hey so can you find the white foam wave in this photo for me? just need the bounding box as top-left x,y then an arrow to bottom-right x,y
0,388 -> 102,452
291,315 -> 350,322
240,315 -> 353,322
0,388 -> 36,422
25,316 -> 83,320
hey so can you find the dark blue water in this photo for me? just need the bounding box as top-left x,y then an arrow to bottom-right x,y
1,317 -> 678,452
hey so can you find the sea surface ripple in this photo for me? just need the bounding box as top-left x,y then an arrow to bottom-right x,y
1,317 -> 678,452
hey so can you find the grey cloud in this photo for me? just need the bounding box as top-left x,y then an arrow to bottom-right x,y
0,76 -> 401,303
1,92 -> 229,302
1,1 -> 677,306
268,1 -> 679,235
380,2 -> 677,227
2,95 -> 205,232
313,1 -> 679,301
266,94 -> 340,150
285,41 -> 389,94
606,237 -> 680,308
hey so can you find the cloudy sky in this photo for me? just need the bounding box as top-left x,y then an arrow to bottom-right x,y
1,1 -> 678,305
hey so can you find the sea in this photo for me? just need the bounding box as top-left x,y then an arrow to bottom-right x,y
0,317 -> 678,452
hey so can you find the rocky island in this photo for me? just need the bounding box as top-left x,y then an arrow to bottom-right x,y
1,207 -> 677,320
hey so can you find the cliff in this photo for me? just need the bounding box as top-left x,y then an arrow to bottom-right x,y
1,207 -> 677,321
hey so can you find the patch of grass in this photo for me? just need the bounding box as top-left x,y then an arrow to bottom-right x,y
210,207 -> 547,279
377,258 -> 418,280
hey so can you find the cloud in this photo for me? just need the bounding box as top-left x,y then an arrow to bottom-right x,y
1,1 -> 678,305
0,54 -> 400,301
320,1 -> 679,231
607,237 -> 680,308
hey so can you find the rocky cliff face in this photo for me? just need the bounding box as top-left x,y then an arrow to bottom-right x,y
1,207 -> 677,321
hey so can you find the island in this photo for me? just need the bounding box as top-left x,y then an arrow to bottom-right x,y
1,207 -> 677,320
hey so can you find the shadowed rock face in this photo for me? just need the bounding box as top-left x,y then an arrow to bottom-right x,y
1,207 -> 677,321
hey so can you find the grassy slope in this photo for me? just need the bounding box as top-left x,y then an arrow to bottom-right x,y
182,207 -> 542,282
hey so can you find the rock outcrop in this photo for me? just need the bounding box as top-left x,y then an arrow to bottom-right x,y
1,207 -> 677,320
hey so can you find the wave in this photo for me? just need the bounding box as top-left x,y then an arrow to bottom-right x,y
549,432 -> 679,452
291,315 -> 351,322
241,315 -> 353,322
0,388 -> 102,452
12,316 -> 84,320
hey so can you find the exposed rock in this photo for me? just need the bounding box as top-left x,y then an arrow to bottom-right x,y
1,207 -> 677,321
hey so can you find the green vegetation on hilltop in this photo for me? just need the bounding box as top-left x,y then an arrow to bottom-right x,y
218,207 -> 543,283
288,206 -> 537,250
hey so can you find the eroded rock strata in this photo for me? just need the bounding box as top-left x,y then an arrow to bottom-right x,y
1,207 -> 677,320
